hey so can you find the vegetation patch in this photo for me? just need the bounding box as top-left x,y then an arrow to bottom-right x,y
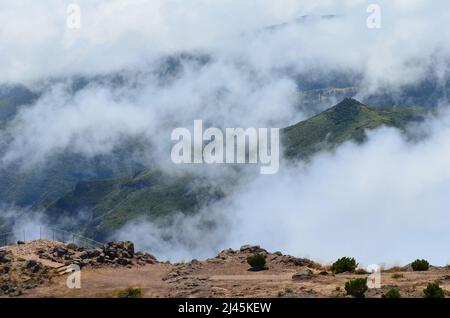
66,243 -> 78,250
331,257 -> 357,274
382,289 -> 401,298
247,253 -> 267,271
423,283 -> 445,298
117,287 -> 143,298
344,278 -> 368,298
411,259 -> 429,271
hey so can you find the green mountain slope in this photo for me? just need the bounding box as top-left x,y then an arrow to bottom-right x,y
283,98 -> 427,159
43,99 -> 429,238
44,169 -> 224,239
0,85 -> 38,122
0,142 -> 150,206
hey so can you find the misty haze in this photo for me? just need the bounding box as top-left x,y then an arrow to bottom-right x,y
0,0 -> 449,300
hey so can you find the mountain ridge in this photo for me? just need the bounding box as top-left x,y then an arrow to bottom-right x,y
282,97 -> 427,159
40,99 -> 430,238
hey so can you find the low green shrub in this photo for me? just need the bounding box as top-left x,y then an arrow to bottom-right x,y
117,287 -> 143,298
411,259 -> 429,271
423,283 -> 445,298
382,289 -> 401,298
331,257 -> 357,274
66,243 -> 78,250
247,253 -> 266,271
344,278 -> 368,298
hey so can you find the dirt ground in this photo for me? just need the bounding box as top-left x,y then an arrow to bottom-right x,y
2,240 -> 449,298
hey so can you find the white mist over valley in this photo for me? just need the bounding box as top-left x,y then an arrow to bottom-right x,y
1,0 -> 450,267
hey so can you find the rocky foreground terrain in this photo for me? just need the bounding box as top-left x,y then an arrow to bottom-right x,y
0,240 -> 449,298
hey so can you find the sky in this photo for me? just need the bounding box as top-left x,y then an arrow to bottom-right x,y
1,0 -> 450,266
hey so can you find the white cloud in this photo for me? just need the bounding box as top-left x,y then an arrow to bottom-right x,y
0,0 -> 449,85
120,112 -> 450,266
1,0 -> 450,266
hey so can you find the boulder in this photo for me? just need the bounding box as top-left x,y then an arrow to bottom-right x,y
292,268 -> 314,281
96,254 -> 105,263
23,260 -> 42,273
280,255 -> 317,267
123,241 -> 134,257
104,246 -> 118,259
0,251 -> 12,264
54,246 -> 69,257
217,248 -> 235,259
23,260 -> 38,269
0,264 -> 11,274
79,251 -> 90,259
239,245 -> 267,254
87,249 -> 101,258
117,258 -> 132,266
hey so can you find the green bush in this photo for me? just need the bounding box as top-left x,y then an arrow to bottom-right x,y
247,253 -> 266,271
382,289 -> 401,298
331,257 -> 357,274
345,278 -> 368,298
117,287 -> 143,298
411,259 -> 429,271
423,283 -> 445,298
66,243 -> 78,250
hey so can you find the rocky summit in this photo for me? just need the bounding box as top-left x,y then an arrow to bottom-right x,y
0,240 -> 449,298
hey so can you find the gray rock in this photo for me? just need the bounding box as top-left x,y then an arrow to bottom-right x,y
239,245 -> 267,254
0,251 -> 12,264
292,268 -> 314,281
86,249 -> 101,258
123,241 -> 134,257
52,246 -> 69,258
23,260 -> 38,269
23,260 -> 42,273
79,251 -> 89,259
117,258 -> 132,266
281,255 -> 316,267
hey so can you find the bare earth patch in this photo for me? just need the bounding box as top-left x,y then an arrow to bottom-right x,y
1,240 -> 449,298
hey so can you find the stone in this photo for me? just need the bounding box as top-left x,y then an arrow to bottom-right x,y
23,260 -> 38,269
117,258 -> 132,266
88,249 -> 102,258
22,260 -> 42,274
79,251 -> 89,259
104,246 -> 118,259
239,245 -> 267,253
54,246 -> 69,257
0,251 -> 12,264
123,241 -> 135,257
96,255 -> 105,263
281,255 -> 316,267
292,268 -> 314,281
